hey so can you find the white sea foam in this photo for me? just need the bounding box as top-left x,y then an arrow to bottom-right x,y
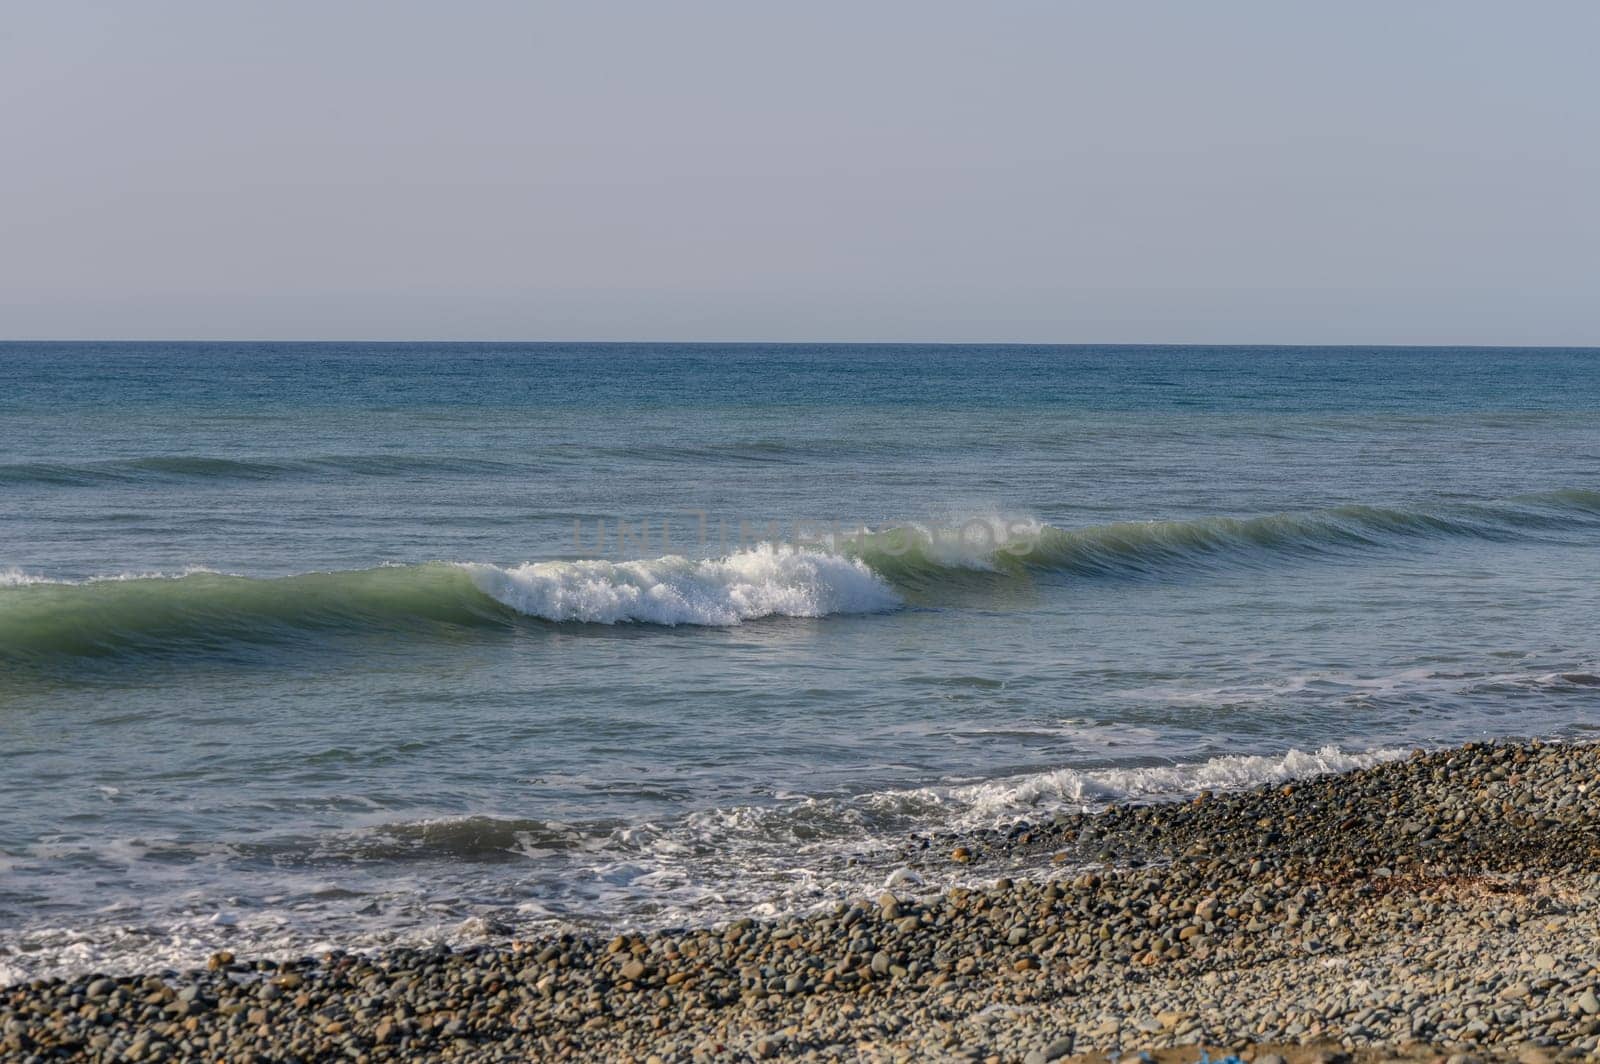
0,568 -> 49,588
539,744 -> 1417,932
942,744 -> 1408,822
0,565 -> 220,588
461,543 -> 901,626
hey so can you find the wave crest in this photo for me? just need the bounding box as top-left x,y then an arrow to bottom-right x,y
5,489 -> 1599,666
463,544 -> 899,626
839,489 -> 1600,582
0,549 -> 901,666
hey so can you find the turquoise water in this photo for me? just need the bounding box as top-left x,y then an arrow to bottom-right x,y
3,343 -> 1599,979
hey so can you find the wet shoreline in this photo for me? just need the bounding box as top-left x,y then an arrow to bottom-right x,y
6,740 -> 1600,1061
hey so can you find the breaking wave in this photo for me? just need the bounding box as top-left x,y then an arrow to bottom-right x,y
0,547 -> 900,666
462,546 -> 896,627
4,489 -> 1598,666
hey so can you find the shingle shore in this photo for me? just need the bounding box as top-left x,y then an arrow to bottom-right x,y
5,740 -> 1600,1062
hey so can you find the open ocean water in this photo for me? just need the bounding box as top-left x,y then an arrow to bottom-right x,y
2,342 -> 1599,981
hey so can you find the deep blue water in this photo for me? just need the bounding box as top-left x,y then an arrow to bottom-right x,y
2,343 -> 1599,980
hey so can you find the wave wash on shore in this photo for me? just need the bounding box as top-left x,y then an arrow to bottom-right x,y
0,742 -> 1410,985
6,741 -> 1600,1060
3,488 -> 1599,666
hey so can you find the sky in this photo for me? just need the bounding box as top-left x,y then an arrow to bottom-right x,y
1,1 -> 1597,344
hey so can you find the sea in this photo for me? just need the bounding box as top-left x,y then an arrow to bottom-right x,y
2,342 -> 1598,982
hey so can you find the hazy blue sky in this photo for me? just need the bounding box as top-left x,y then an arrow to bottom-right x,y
3,1 -> 1596,343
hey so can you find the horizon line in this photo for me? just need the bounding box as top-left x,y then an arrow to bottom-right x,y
5,338 -> 1600,351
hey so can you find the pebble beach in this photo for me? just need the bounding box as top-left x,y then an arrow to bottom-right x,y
5,739 -> 1600,1062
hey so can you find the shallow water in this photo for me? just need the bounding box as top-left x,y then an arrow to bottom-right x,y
2,343 -> 1598,980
